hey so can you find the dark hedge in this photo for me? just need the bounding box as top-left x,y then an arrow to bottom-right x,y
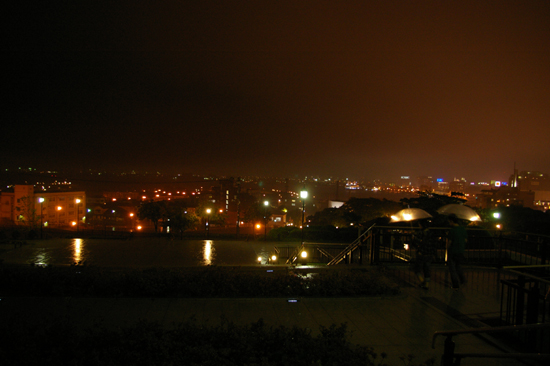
0,265 -> 400,298
0,317 -> 433,366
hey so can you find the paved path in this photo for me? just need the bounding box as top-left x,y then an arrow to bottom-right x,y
1,265 -> 528,365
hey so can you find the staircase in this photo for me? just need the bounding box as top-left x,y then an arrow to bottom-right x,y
327,224 -> 375,266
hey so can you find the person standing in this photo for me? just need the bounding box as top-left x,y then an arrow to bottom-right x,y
447,214 -> 467,289
412,219 -> 437,289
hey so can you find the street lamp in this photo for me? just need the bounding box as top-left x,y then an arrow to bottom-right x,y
255,223 -> 261,238
57,206 -> 62,228
300,188 -> 308,245
263,200 -> 269,240
129,213 -> 135,232
206,208 -> 211,238
38,197 -> 44,239
75,198 -> 81,234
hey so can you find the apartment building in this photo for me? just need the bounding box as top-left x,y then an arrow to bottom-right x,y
0,185 -> 86,228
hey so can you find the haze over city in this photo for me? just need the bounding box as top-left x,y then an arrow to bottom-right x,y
6,1 -> 550,182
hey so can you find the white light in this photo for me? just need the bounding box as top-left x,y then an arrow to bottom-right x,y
300,251 -> 307,258
403,213 -> 412,221
204,241 -> 212,265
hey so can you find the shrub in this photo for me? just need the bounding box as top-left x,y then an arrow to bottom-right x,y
0,266 -> 400,298
0,317 -> 391,366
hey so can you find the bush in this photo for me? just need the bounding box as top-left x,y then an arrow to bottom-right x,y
267,226 -> 360,243
0,266 -> 400,298
0,317 -> 395,366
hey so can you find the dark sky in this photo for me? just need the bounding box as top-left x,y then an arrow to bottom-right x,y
6,1 -> 550,182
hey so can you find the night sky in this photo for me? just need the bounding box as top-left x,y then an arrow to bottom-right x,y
6,1 -> 550,182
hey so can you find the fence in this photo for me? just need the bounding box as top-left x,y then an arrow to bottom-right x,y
496,265 -> 550,353
323,226 -> 550,268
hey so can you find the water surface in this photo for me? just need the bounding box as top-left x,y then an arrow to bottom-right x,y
0,238 -> 288,268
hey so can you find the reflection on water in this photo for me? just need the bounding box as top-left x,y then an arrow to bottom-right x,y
1,238 -> 275,268
202,240 -> 215,265
73,238 -> 83,264
33,249 -> 49,266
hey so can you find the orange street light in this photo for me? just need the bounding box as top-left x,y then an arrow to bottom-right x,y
75,198 -> 81,233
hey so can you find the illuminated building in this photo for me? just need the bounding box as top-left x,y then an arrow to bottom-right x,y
0,185 -> 86,228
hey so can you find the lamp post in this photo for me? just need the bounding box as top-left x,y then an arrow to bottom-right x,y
300,188 -> 308,245
75,198 -> 81,234
38,197 -> 44,239
263,200 -> 269,240
206,208 -> 211,238
255,223 -> 261,239
57,206 -> 62,228
129,213 -> 135,232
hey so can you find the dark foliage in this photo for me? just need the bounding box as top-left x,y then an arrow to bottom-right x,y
0,317 -> 404,366
0,266 -> 400,298
400,191 -> 466,216
267,226 -> 359,243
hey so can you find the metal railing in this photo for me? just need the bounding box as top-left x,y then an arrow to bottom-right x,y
325,226 -> 550,267
326,224 -> 375,266
432,323 -> 550,366
494,265 -> 550,355
274,225 -> 550,270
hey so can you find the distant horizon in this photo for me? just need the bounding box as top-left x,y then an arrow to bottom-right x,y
2,163 -> 540,185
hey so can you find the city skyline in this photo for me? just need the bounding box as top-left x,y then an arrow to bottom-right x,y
3,163 -> 540,189
6,2 -> 550,183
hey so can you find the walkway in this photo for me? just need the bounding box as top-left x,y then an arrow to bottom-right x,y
1,265 -> 528,365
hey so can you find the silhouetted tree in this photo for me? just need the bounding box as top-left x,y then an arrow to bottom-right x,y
195,201 -> 226,226
341,197 -> 403,224
244,201 -> 273,226
482,206 -> 550,235
400,191 -> 466,215
165,201 -> 198,239
15,196 -> 38,229
138,200 -> 165,233
285,207 -> 304,227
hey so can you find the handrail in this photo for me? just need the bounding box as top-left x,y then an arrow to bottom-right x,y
286,242 -> 305,264
433,323 -> 550,365
449,353 -> 550,361
432,322 -> 550,348
316,247 -> 334,260
327,223 -> 376,266
503,267 -> 550,286
503,264 -> 550,270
